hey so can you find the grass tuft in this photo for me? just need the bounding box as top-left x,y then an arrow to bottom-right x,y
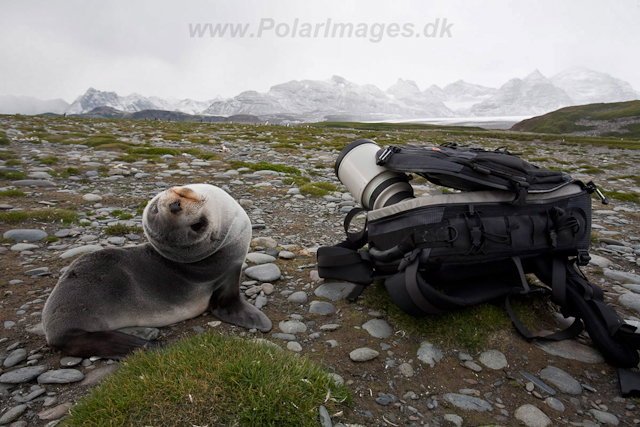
65,332 -> 351,427
299,182 -> 339,197
104,224 -> 142,235
0,189 -> 26,198
362,281 -> 543,349
0,170 -> 27,180
0,209 -> 78,224
230,160 -> 301,175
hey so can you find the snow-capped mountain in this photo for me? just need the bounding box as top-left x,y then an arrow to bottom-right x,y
470,70 -> 573,117
441,80 -> 497,111
147,96 -> 221,115
66,89 -> 222,115
0,95 -> 69,115
550,67 -> 640,106
66,88 -> 156,114
205,76 -> 453,120
4,67 -> 635,120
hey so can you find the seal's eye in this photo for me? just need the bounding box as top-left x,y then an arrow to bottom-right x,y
190,216 -> 208,232
150,203 -> 158,214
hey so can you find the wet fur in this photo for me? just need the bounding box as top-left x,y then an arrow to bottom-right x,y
42,184 -> 272,358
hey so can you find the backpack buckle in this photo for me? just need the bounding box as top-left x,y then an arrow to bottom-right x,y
398,248 -> 422,271
577,250 -> 591,266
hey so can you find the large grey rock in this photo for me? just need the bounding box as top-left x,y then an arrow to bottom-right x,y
588,254 -> 613,268
0,404 -> 27,425
287,291 -> 308,304
604,268 -> 640,284
82,193 -> 102,202
79,364 -> 119,387
515,404 -> 552,427
478,349 -> 508,370
362,319 -> 393,339
544,397 -> 565,412
0,365 -> 48,383
443,414 -> 464,426
619,293 -> 640,313
244,263 -> 281,282
417,342 -> 443,367
28,172 -> 52,179
13,388 -> 46,403
623,284 -> 640,293
245,253 -> 277,264
24,267 -> 49,276
37,402 -> 73,421
252,237 -> 277,248
539,366 -> 582,395
349,347 -> 379,362
318,405 -> 332,427
10,243 -> 39,251
588,409 -> 619,425
12,180 -> 57,187
37,369 -> 85,384
533,339 -> 605,364
309,301 -> 336,315
443,393 -> 492,411
314,282 -> 356,301
3,348 -> 27,368
60,357 -> 83,367
3,229 -> 48,242
60,245 -> 103,259
279,320 -> 307,334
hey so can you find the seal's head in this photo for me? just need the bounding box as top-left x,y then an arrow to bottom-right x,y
143,185 -> 222,263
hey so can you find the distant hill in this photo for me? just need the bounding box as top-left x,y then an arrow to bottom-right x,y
57,106 -> 263,124
510,100 -> 640,139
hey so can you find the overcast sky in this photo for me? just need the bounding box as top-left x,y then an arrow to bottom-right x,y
1,0 -> 639,103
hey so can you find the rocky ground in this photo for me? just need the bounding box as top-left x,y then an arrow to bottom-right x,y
1,115 -> 640,426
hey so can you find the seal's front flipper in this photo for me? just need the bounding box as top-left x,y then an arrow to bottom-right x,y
212,298 -> 273,332
57,329 -> 160,359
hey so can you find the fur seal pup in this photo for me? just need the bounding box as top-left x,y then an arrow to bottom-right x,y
43,184 -> 272,358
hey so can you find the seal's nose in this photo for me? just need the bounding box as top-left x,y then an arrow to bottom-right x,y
169,200 -> 182,213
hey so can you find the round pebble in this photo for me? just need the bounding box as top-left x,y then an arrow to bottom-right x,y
349,347 -> 379,362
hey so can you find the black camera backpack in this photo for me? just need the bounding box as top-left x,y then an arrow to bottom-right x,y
317,141 -> 640,374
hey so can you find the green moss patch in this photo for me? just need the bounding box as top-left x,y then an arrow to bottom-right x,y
65,332 -> 351,427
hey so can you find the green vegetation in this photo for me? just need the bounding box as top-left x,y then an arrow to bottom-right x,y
43,235 -> 60,243
104,224 -> 142,235
283,176 -> 311,187
60,167 -> 81,178
0,170 -> 27,180
511,100 -> 640,140
39,156 -> 59,165
363,281 -> 542,349
0,209 -> 78,224
579,165 -> 606,175
602,190 -> 640,204
0,151 -> 16,160
84,134 -> 132,149
65,332 -> 350,427
300,182 -> 339,197
0,136 -> 10,145
0,189 -> 26,198
230,160 -> 301,175
136,201 -> 148,215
